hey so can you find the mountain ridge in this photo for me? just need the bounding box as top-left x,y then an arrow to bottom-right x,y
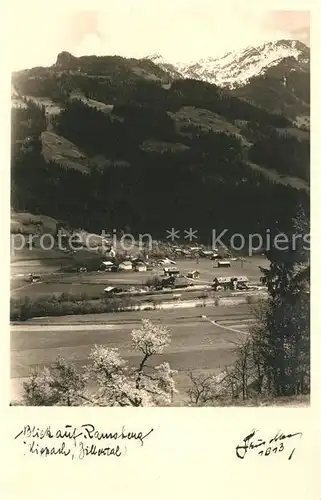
11,39 -> 309,242
144,39 -> 309,88
31,39 -> 308,122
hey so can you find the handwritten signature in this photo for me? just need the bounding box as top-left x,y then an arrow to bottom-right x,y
235,429 -> 303,460
14,424 -> 154,460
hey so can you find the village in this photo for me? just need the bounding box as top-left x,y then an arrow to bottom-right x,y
97,252 -> 258,297
23,238 -> 267,303
11,232 -> 269,406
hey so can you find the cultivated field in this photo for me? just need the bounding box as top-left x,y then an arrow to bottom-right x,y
11,305 -> 254,405
11,253 -> 267,298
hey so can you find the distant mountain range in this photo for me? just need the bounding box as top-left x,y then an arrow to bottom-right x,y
147,40 -> 309,87
145,40 -> 310,123
12,39 -> 309,125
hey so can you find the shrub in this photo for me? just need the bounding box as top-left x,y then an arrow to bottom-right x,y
10,294 -> 135,321
145,275 -> 162,288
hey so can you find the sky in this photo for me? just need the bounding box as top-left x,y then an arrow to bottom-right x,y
9,5 -> 310,71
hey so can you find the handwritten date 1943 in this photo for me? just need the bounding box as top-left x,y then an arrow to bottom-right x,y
235,429 -> 303,460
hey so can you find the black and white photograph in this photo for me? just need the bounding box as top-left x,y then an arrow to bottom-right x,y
10,6 -> 310,408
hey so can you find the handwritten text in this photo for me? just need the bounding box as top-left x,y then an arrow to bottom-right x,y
14,424 -> 154,460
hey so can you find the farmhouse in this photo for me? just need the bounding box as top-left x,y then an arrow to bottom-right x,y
234,276 -> 249,284
187,270 -> 200,279
132,257 -> 144,264
134,262 -> 147,272
217,260 -> 231,268
212,275 -> 249,291
200,249 -> 214,258
118,261 -> 133,271
163,266 -> 180,277
160,276 -> 191,289
212,277 -> 233,290
104,286 -> 124,295
159,258 -> 176,265
100,261 -> 118,272
213,277 -> 232,285
100,261 -> 114,271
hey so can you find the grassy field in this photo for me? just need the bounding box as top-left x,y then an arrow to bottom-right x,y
11,254 -> 267,298
11,211 -> 58,235
10,306 -> 251,403
169,106 -> 245,139
245,160 -> 309,191
41,131 -> 91,173
11,305 -> 309,407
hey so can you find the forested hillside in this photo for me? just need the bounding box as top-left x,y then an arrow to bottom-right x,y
11,54 -> 309,241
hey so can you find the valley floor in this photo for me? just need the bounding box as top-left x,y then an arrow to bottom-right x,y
11,305 -> 252,405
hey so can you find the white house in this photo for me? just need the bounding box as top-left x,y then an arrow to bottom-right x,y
135,263 -> 147,272
118,260 -> 133,271
163,266 -> 180,276
187,270 -> 200,279
217,260 -> 231,268
200,250 -> 214,258
102,260 -> 114,267
234,276 -> 249,284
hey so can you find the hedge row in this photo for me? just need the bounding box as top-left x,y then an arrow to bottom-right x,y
10,294 -> 134,321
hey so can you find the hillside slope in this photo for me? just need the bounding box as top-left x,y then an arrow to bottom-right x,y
11,50 -> 309,241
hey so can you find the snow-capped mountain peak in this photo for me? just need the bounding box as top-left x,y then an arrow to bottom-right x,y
145,39 -> 309,88
145,53 -> 166,64
176,40 -> 309,88
143,54 -> 184,79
